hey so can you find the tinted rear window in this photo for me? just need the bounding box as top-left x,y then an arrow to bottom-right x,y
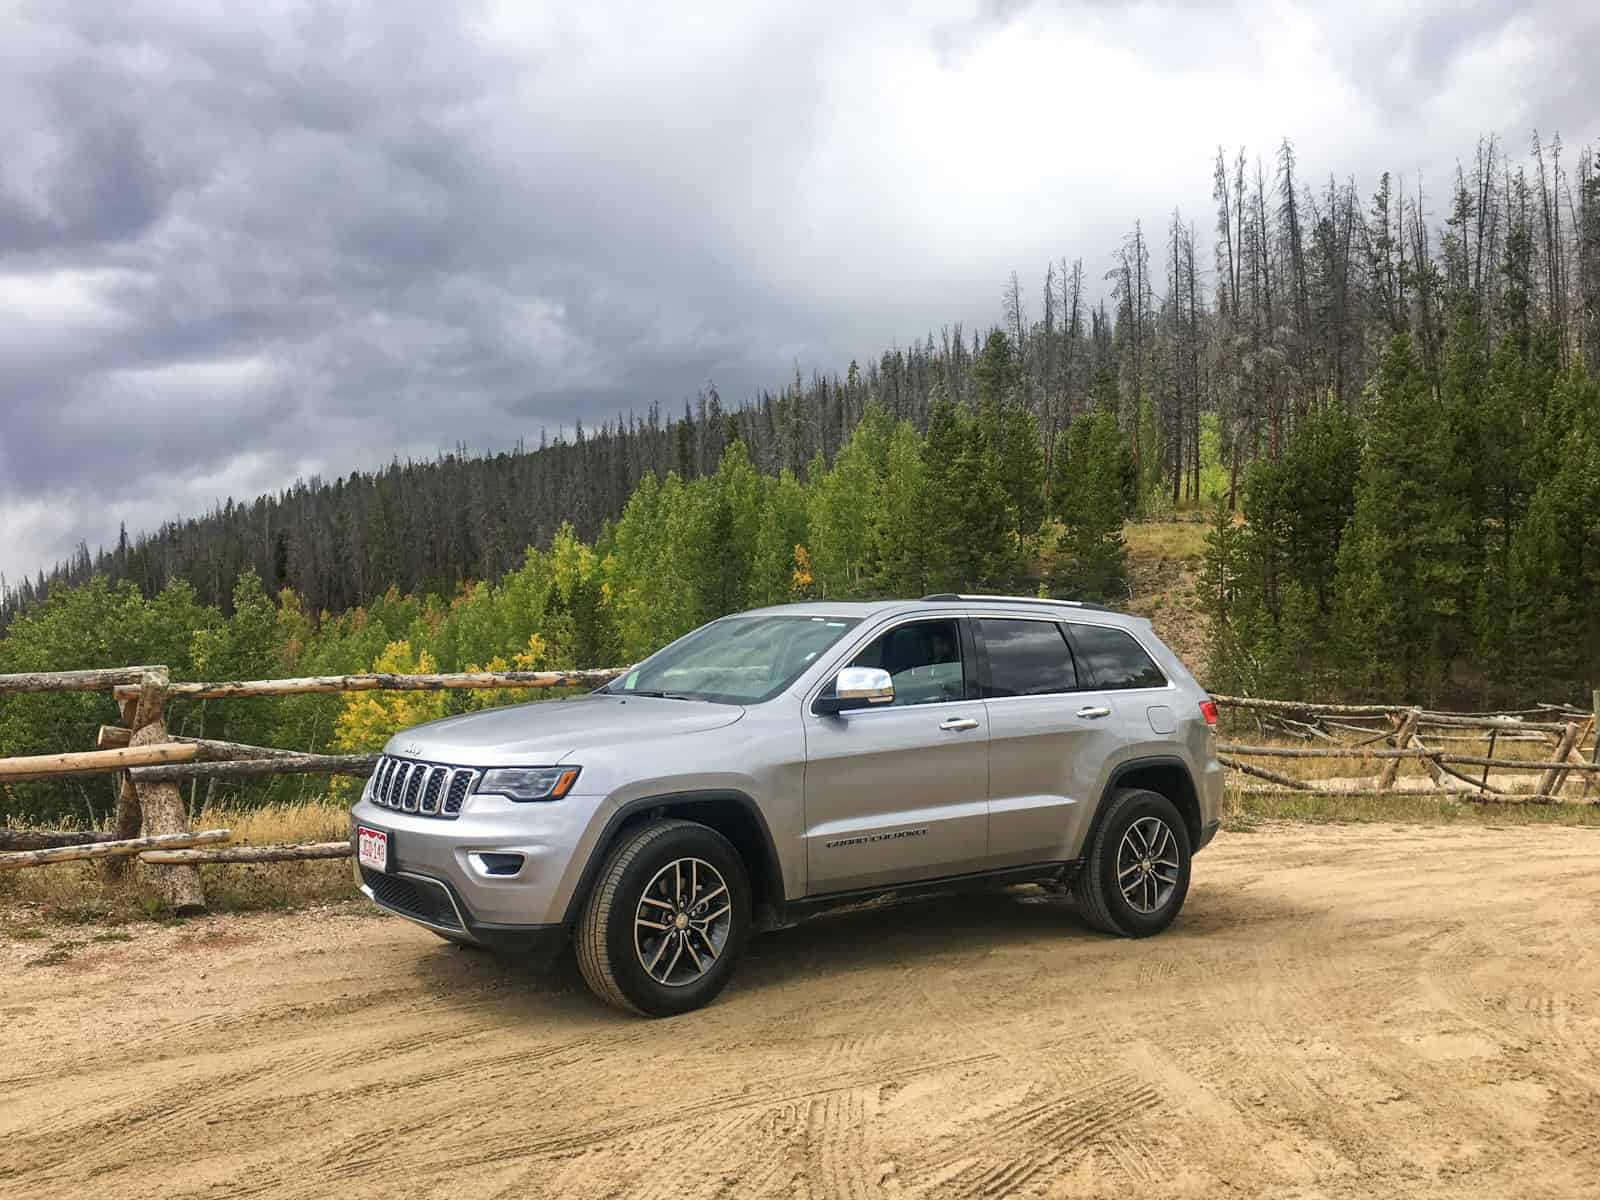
978,618 -> 1078,697
1067,624 -> 1167,689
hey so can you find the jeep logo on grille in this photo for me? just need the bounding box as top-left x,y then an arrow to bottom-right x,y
399,743 -> 422,756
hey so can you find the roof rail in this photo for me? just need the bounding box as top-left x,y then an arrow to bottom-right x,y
919,593 -> 1114,613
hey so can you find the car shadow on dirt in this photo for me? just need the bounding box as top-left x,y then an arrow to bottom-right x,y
402,882 -> 1305,1022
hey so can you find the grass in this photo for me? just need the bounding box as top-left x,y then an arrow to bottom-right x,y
0,798 -> 358,928
1124,518 -> 1210,565
1225,786 -> 1600,828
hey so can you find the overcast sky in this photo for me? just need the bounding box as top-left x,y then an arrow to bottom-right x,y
2,0 -> 1596,586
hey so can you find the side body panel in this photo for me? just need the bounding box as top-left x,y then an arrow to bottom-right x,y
800,699 -> 990,892
983,689 -> 1126,866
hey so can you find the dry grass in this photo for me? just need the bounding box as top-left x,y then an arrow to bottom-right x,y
1225,785 -> 1600,829
197,797 -> 351,844
1120,520 -> 1208,668
0,797 -> 358,926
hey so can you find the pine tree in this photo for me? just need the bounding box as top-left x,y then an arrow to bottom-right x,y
1052,410 -> 1128,601
1507,429 -> 1600,693
971,331 -> 1046,542
920,397 -> 965,591
949,411 -> 1020,590
1334,335 -> 1475,697
873,421 -> 932,596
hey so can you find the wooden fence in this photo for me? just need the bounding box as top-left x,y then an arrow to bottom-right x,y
1210,692 -> 1600,804
0,665 -> 622,913
2,666 -> 1596,912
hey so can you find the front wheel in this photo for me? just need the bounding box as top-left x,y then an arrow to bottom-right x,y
1071,788 -> 1192,937
575,819 -> 751,1017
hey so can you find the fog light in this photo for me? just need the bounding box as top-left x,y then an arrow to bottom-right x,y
470,852 -> 525,877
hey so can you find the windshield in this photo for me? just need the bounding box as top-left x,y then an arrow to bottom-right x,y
603,614 -> 861,705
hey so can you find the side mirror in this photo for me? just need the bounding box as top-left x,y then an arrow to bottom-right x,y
815,666 -> 894,715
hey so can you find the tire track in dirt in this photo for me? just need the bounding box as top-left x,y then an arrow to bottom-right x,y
903,1073 -> 1162,1198
200,1051 -> 1001,1200
10,824 -> 1600,1200
3,1020 -> 657,1195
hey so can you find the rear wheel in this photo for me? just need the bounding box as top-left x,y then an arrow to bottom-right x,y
575,819 -> 751,1016
1072,788 -> 1191,937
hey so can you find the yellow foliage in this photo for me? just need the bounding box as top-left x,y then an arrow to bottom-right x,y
333,641 -> 448,753
512,631 -> 550,670
790,544 -> 815,597
457,633 -> 555,711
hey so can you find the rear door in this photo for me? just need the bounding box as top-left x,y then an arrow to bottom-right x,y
801,617 -> 990,893
975,615 -> 1117,866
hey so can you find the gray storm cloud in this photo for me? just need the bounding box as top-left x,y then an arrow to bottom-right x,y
1,0 -> 1597,584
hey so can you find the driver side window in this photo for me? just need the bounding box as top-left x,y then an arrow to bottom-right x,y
850,620 -> 965,707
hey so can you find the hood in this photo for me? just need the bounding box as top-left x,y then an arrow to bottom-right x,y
383,693 -> 746,767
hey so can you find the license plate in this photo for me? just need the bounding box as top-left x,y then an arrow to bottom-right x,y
357,826 -> 389,872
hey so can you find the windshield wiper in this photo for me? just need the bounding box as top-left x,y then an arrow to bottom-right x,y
623,689 -> 697,701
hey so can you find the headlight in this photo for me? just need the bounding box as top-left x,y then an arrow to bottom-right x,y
478,766 -> 581,802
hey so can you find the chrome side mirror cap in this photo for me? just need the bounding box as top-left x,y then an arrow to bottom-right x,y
815,666 -> 894,714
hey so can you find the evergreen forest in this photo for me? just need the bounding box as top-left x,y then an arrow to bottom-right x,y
5,132 -> 1600,822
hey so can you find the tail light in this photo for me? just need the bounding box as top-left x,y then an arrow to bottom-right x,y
1199,699 -> 1218,726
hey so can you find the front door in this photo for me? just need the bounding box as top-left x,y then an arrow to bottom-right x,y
802,618 -> 989,894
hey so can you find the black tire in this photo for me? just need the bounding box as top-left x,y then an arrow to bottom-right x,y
575,819 -> 751,1017
1071,788 -> 1192,937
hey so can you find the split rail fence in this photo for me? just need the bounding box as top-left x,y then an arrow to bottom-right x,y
0,665 -> 621,912
1,666 -> 1597,913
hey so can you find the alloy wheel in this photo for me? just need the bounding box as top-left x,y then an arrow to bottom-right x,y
633,857 -> 733,987
1117,815 -> 1180,914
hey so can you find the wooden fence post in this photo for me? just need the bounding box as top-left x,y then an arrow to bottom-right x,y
1537,721 -> 1582,802
1569,715 -> 1597,799
123,670 -> 207,912
1588,690 -> 1600,799
1376,708 -> 1419,794
100,689 -> 151,883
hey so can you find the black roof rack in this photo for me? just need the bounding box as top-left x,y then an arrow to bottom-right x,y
919,593 -> 1114,614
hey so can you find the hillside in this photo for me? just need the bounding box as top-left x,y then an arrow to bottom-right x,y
1122,521 -> 1208,670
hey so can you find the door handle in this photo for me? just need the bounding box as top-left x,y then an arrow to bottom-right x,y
1076,705 -> 1112,719
939,717 -> 980,732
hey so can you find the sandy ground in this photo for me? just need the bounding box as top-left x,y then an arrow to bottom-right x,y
3,823 -> 1600,1200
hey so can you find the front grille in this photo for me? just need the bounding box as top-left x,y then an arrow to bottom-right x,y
366,757 -> 479,820
361,868 -> 464,930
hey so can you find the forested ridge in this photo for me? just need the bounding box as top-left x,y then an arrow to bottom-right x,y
5,131 -> 1600,821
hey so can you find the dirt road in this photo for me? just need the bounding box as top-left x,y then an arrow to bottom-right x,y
3,822 -> 1599,1199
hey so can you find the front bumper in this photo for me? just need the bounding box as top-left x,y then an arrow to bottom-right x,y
355,863 -> 567,965
350,789 -> 611,946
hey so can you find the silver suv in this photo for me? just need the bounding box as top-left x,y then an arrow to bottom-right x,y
351,595 -> 1222,1016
